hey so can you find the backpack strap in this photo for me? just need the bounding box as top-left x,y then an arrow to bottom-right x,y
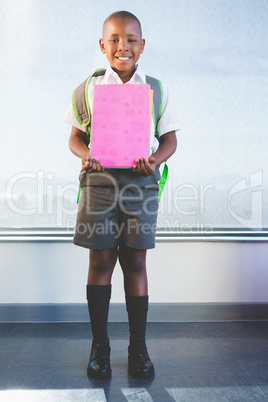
72,68 -> 106,144
145,75 -> 168,201
158,162 -> 168,202
145,75 -> 163,138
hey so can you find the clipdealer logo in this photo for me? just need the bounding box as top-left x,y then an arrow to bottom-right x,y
4,169 -> 264,231
228,170 -> 263,230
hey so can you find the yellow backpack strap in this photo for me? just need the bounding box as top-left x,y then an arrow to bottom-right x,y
145,75 -> 163,138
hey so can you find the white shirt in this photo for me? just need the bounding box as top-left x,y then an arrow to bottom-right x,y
63,65 -> 179,154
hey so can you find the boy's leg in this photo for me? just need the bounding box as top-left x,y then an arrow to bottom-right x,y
87,248 -> 117,378
88,248 -> 118,285
119,245 -> 154,377
119,246 -> 147,296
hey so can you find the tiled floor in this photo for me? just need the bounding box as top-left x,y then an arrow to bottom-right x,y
0,321 -> 268,401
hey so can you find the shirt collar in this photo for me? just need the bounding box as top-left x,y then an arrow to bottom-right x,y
104,65 -> 146,84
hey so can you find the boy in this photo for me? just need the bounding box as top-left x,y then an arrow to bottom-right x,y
64,11 -> 178,378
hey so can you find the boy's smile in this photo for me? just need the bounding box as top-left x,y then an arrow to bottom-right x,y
99,17 -> 145,83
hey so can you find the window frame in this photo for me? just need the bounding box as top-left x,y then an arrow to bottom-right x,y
0,228 -> 267,242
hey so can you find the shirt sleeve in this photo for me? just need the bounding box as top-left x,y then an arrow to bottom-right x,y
156,83 -> 180,137
62,104 -> 87,133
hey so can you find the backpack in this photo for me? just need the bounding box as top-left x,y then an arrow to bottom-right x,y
72,68 -> 168,202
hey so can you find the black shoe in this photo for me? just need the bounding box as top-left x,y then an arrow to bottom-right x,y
87,340 -> 111,378
128,341 -> 155,378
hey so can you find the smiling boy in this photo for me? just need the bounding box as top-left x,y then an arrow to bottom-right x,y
64,11 -> 179,378
100,13 -> 145,84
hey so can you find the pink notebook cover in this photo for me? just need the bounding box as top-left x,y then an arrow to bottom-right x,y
90,84 -> 150,168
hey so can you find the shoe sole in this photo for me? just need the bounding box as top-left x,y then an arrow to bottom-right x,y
128,366 -> 155,378
87,368 -> 112,379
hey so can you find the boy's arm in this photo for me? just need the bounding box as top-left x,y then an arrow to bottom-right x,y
69,126 -> 104,171
133,131 -> 177,176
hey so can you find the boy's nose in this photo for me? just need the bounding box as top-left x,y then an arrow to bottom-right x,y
117,39 -> 129,51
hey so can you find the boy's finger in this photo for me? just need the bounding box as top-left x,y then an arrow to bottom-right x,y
135,158 -> 141,171
143,158 -> 155,176
97,162 -> 104,171
138,158 -> 148,176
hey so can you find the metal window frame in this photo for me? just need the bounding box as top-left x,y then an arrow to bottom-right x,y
0,228 -> 268,242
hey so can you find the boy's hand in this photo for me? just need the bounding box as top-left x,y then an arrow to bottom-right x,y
133,131 -> 177,176
82,154 -> 104,172
133,156 -> 157,176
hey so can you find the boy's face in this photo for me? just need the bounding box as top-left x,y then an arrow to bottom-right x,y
99,17 -> 145,82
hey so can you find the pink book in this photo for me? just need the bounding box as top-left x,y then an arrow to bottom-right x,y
90,84 -> 151,168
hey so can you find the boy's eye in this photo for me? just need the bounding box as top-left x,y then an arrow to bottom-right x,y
109,38 -> 137,43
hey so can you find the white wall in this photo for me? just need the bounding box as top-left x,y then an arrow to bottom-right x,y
1,240 -> 268,304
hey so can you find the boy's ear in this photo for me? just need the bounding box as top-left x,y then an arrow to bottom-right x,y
140,38 -> 145,54
99,38 -> 106,54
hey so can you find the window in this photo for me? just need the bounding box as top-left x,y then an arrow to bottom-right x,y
1,0 -> 267,235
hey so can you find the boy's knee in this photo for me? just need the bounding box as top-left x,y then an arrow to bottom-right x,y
119,247 -> 146,273
127,260 -> 146,274
90,249 -> 117,273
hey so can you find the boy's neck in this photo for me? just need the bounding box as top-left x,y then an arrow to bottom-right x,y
111,65 -> 137,84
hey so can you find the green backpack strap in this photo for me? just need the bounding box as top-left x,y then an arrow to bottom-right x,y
158,162 -> 168,202
145,75 -> 168,201
73,69 -> 106,203
72,68 -> 106,144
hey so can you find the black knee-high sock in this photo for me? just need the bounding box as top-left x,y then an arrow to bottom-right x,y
87,284 -> 111,345
125,295 -> 148,345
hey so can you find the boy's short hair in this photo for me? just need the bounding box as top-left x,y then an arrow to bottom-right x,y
103,11 -> 142,37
